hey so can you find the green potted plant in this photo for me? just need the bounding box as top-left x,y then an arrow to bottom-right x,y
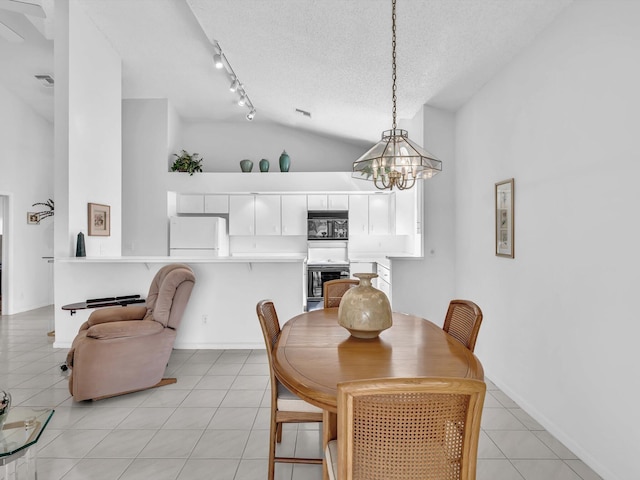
170,150 -> 203,176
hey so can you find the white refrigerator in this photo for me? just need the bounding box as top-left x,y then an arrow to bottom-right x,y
169,216 -> 229,257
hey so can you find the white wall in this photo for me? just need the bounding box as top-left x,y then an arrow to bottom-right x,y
392,106 -> 456,322
181,121 -> 367,172
454,2 -> 640,479
0,82 -> 54,314
122,99 -> 173,256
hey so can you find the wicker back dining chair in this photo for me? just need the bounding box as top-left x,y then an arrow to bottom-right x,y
256,300 -> 323,480
442,300 -> 484,352
325,377 -> 486,480
323,279 -> 359,308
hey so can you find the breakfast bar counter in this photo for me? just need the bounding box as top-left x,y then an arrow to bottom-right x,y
54,255 -> 306,350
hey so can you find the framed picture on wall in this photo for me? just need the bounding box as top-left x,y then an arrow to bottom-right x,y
495,178 -> 514,258
27,212 -> 40,225
88,203 -> 110,236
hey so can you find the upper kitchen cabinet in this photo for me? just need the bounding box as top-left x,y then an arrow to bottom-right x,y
348,194 -> 369,235
369,194 -> 393,235
229,194 -> 281,236
229,195 -> 255,235
349,193 -> 394,235
177,194 -> 204,214
204,194 -> 229,214
307,194 -> 349,210
281,194 -> 307,236
255,195 -> 282,235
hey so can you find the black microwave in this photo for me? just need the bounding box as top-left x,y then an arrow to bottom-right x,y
307,211 -> 348,240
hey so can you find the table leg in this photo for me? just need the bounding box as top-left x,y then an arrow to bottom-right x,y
322,410 -> 337,480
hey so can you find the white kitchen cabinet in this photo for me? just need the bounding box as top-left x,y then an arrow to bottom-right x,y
255,195 -> 282,235
348,194 -> 369,236
349,193 -> 393,235
230,194 -> 281,236
376,262 -> 391,305
229,195 -> 255,235
307,194 -> 348,210
281,194 -> 307,236
204,194 -> 229,214
369,194 -> 392,235
177,194 -> 204,214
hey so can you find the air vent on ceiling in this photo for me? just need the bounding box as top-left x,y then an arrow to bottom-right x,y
295,108 -> 312,118
35,74 -> 54,87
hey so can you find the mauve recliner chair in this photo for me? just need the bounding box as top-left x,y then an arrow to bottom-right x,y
66,263 -> 196,401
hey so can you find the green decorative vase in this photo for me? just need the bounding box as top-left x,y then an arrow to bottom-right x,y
279,150 -> 290,172
259,159 -> 270,172
338,273 -> 392,339
240,159 -> 253,172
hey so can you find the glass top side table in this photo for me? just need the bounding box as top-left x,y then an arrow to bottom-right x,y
1,407 -> 55,480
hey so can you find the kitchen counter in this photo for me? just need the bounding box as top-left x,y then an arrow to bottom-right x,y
56,254 -> 306,264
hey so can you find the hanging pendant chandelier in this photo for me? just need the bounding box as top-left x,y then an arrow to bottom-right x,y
352,0 -> 442,191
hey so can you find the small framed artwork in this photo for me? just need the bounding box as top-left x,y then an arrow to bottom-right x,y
88,203 -> 110,236
27,212 -> 40,225
495,178 -> 514,258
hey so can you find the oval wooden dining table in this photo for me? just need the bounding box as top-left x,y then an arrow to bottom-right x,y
273,308 -> 484,480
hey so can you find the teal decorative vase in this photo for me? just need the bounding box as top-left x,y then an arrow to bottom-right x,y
75,232 -> 86,257
240,159 -> 253,172
259,159 -> 270,172
279,150 -> 290,172
0,389 -> 11,430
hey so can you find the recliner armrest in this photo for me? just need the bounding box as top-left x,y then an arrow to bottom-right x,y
87,305 -> 148,326
86,319 -> 163,340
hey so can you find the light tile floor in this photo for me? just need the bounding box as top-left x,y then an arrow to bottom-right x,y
0,306 -> 602,480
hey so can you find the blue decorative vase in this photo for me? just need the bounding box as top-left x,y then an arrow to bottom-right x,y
0,389 -> 11,430
259,159 -> 270,172
279,150 -> 290,172
240,159 -> 253,172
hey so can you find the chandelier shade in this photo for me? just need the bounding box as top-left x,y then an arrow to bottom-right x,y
352,129 -> 442,190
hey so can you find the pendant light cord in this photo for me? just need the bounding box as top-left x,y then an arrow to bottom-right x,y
391,0 -> 397,132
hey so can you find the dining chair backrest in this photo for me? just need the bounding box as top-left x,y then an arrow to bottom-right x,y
332,377 -> 486,480
324,279 -> 359,308
442,299 -> 483,352
256,299 -> 281,369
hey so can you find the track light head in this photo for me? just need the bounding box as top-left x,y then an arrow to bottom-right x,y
246,109 -> 256,121
229,78 -> 239,92
238,93 -> 247,107
213,53 -> 223,69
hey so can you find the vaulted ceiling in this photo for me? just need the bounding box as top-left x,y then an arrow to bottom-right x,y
0,0 -> 573,144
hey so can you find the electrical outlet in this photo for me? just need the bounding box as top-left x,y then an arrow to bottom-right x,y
202,314 -> 208,324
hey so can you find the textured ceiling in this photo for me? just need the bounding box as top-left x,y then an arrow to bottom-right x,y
0,0 -> 573,145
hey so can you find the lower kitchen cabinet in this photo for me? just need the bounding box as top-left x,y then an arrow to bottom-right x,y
375,263 -> 391,305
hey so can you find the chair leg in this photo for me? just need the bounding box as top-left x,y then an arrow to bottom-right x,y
268,412 -> 278,480
276,422 -> 283,443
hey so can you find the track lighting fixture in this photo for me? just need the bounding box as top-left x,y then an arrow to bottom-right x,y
212,39 -> 256,121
